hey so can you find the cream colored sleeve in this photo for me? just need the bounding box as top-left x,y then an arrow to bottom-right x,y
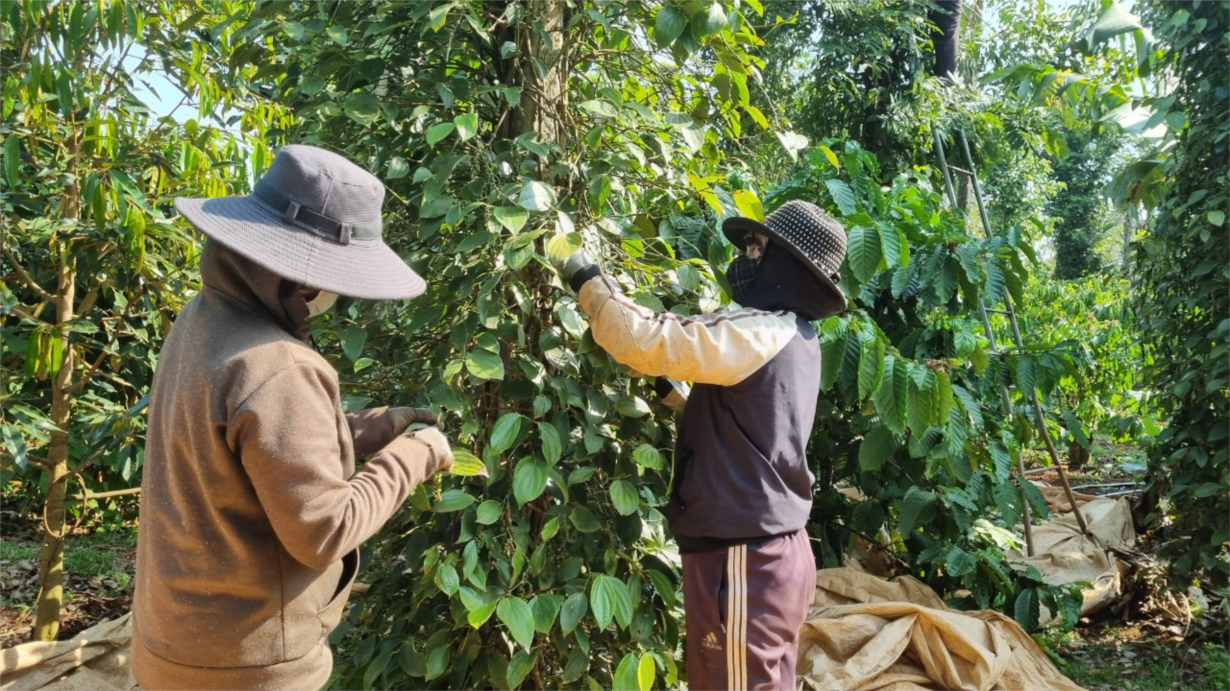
576,274 -> 799,386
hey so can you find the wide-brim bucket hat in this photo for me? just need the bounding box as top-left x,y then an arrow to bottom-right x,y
723,199 -> 849,315
175,144 -> 425,300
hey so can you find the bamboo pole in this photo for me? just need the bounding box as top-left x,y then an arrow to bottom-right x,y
956,129 -> 1090,536
934,131 -> 1035,557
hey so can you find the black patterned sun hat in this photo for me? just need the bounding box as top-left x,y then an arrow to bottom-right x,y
723,199 -> 849,314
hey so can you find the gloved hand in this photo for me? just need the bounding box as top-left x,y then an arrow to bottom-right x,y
554,250 -> 601,291
408,426 -> 454,475
559,250 -> 592,281
389,407 -> 439,434
654,376 -> 688,412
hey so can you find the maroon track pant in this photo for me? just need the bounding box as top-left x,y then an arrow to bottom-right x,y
682,530 -> 816,691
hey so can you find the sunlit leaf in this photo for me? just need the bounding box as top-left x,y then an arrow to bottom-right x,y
342,92 -> 380,125
546,232 -> 582,260
454,112 -> 478,140
579,100 -> 618,118
465,349 -> 505,381
609,479 -> 639,515
450,450 -> 489,478
518,181 -> 556,212
733,190 -> 764,221
655,6 -> 688,46
692,1 -> 728,36
426,122 -> 455,146
776,131 -> 809,161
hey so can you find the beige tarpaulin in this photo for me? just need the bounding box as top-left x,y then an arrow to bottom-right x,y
0,488 -> 1130,691
0,614 -> 136,691
798,568 -> 1084,691
1008,486 -> 1135,626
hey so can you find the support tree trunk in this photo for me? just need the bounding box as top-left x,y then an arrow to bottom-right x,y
517,0 -> 569,159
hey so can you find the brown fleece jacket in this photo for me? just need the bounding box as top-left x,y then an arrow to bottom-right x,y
133,242 -> 439,690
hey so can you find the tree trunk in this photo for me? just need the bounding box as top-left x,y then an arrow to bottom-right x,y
33,128 -> 80,642
34,255 -> 75,641
516,0 -> 569,159
1067,436 -> 1090,470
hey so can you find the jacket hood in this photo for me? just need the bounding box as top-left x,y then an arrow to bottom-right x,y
741,242 -> 836,321
199,239 -> 312,341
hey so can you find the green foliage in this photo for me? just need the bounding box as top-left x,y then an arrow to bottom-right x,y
1014,274 -> 1154,450
758,0 -> 936,170
0,0 -> 274,487
0,0 -> 277,637
1048,127 -> 1127,279
3,0 -> 1211,668
1131,2 -> 1230,586
228,0 -> 1091,680
215,0 -> 778,687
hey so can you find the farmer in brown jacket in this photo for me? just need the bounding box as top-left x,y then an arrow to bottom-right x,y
132,145 -> 451,689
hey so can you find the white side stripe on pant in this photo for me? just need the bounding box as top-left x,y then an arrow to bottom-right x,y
726,544 -> 748,691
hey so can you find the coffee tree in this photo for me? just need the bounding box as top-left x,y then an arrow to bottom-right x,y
771,140 -> 1084,630
991,0 -> 1229,586
0,0 -> 281,640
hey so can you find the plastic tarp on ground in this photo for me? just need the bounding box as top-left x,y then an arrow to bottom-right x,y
1010,486 -> 1135,626
797,568 -> 1084,691
0,488 -> 1131,691
0,614 -> 136,691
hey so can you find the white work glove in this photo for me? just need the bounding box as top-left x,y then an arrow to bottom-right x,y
407,426 -> 454,476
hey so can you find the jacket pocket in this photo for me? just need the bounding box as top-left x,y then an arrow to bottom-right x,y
318,548 -> 358,636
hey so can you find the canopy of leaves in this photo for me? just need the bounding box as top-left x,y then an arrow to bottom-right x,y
0,0 -> 273,505
1130,1 -> 1229,586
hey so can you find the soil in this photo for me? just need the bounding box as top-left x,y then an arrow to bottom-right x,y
1022,442 -> 1145,499
1050,620 -> 1230,691
0,556 -> 133,647
0,505 -> 136,647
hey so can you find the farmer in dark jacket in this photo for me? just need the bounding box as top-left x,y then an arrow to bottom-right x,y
559,200 -> 849,690
133,145 -> 453,690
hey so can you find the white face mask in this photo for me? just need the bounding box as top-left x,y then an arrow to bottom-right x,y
304,290 -> 339,318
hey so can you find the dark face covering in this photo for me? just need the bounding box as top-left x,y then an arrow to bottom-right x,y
727,254 -> 761,304
738,242 -> 840,321
198,240 -> 312,341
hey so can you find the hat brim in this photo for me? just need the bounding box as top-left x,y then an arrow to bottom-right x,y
175,196 -> 426,300
723,216 -> 849,315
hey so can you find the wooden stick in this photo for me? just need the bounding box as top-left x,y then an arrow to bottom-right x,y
65,487 -> 142,502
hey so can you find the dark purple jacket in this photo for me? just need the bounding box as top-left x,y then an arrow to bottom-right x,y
573,244 -> 831,553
